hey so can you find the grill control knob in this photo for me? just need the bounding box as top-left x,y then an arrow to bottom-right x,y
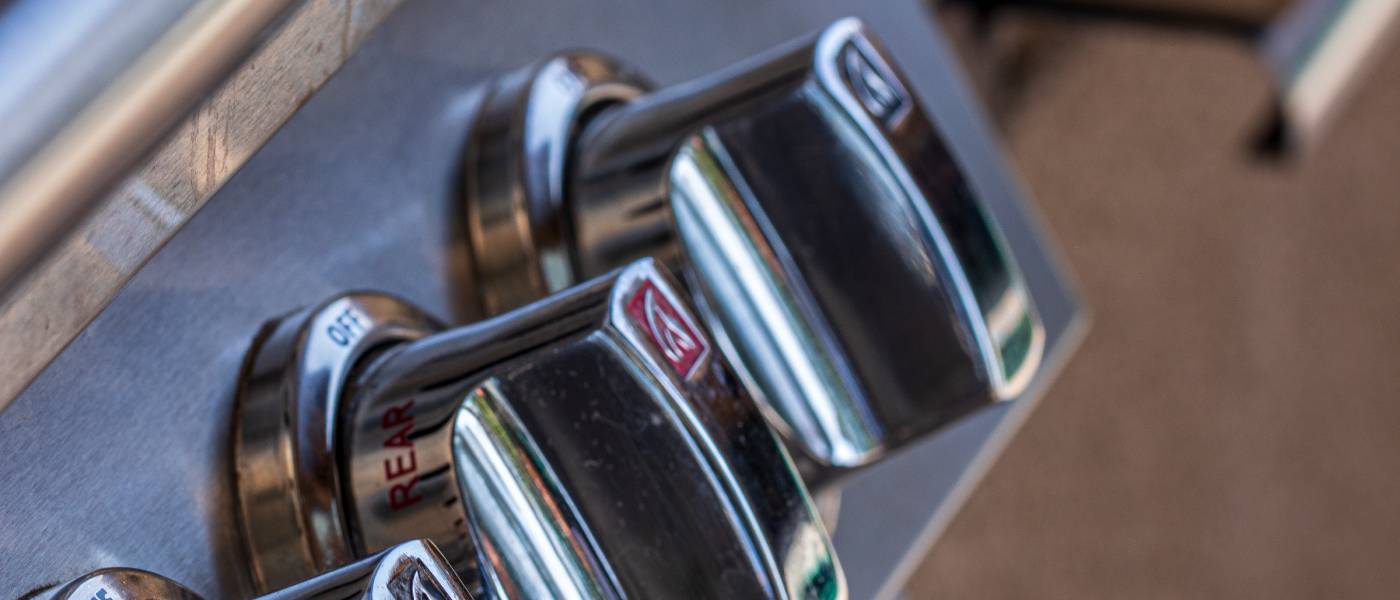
262,539 -> 472,600
234,259 -> 842,599
36,569 -> 200,600
460,18 -> 1045,474
38,540 -> 469,600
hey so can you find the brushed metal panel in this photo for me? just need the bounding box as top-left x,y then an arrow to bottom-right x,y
0,0 -> 1083,598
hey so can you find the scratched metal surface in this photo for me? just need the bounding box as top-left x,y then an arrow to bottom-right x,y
0,0 -> 1081,598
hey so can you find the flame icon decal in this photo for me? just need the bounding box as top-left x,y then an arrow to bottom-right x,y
645,288 -> 698,364
625,278 -> 708,379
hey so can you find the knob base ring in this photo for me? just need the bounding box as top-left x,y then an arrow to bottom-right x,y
232,292 -> 441,593
462,52 -> 650,315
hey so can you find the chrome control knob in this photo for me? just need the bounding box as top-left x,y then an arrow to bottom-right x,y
235,259 -> 842,598
462,18 -> 1045,473
36,569 -> 200,600
261,539 -> 472,600
38,540 -> 470,600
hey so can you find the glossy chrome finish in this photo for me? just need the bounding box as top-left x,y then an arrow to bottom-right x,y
262,539 -> 474,600
36,568 -> 201,600
236,259 -> 843,599
449,383 -> 614,599
462,18 -> 1044,474
40,540 -> 471,600
343,259 -> 842,598
0,2 -> 1084,596
462,53 -> 649,315
360,540 -> 474,600
234,293 -> 443,592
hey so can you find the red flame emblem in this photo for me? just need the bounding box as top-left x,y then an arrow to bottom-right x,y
626,279 -> 708,379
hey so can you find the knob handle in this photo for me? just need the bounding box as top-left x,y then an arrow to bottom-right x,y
462,18 -> 1044,472
235,260 -> 842,599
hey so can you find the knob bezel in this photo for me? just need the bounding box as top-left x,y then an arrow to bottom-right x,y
462,52 -> 651,316
233,292 -> 442,593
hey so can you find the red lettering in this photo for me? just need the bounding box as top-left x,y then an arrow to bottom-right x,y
384,451 -> 418,480
388,477 -> 422,510
383,422 -> 413,448
382,399 -> 414,429
381,398 -> 421,511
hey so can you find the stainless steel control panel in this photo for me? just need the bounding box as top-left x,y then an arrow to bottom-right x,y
0,1 -> 1083,598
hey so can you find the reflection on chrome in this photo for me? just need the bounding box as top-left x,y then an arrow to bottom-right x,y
235,259 -> 844,599
670,132 -> 881,468
459,18 -> 1049,478
452,382 -> 613,600
782,522 -> 845,600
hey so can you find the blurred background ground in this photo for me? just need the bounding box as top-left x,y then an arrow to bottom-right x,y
906,11 -> 1400,599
